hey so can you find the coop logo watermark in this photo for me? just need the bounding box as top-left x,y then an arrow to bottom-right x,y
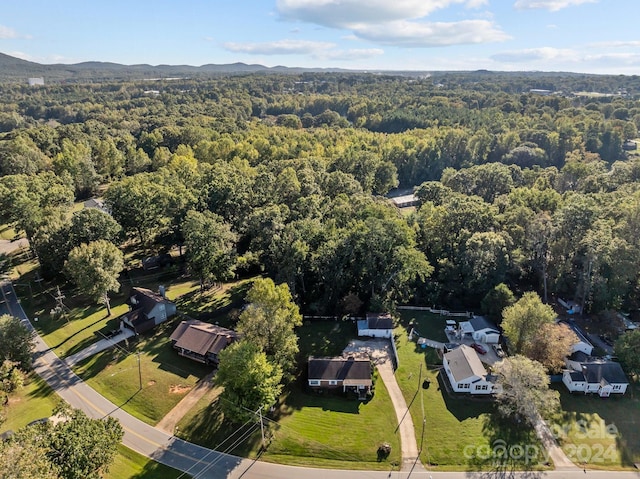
463,440 -> 549,465
463,420 -> 619,466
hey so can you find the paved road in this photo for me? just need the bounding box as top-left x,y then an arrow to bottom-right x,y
5,281 -> 640,479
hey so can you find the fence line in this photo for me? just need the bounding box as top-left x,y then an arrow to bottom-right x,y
397,305 -> 472,318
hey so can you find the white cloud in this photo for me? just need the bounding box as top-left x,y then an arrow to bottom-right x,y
224,39 -> 335,55
0,25 -> 19,39
277,0 -> 484,28
589,40 -> 640,48
223,39 -> 383,62
513,0 -> 597,11
491,46 -> 576,63
354,20 -> 510,47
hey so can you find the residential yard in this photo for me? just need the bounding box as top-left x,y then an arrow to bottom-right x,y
106,445 -> 188,479
395,310 -> 547,472
177,319 -> 401,470
554,384 -> 640,470
73,319 -> 211,425
0,372 -> 59,433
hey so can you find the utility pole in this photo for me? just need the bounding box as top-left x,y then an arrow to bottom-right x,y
258,406 -> 265,448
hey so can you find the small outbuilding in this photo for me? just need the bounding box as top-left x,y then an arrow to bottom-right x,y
357,312 -> 394,339
458,316 -> 500,344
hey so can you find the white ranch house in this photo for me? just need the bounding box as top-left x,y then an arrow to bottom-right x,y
563,361 -> 628,397
442,344 -> 495,395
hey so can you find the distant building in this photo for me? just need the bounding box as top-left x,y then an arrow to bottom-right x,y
529,89 -> 552,96
562,361 -> 628,397
122,287 -> 177,334
357,312 -> 394,339
28,77 -> 44,86
169,320 -> 237,365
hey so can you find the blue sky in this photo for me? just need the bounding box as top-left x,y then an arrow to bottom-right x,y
1,0 -> 639,74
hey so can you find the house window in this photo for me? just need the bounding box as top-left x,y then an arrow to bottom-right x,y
475,384 -> 488,391
613,384 -> 621,390
309,380 -> 320,386
458,383 -> 470,389
329,380 -> 338,386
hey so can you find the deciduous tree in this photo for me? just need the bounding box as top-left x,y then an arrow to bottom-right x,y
64,240 -> 124,316
236,278 -> 302,374
216,341 -> 282,423
493,355 -> 560,427
0,314 -> 34,370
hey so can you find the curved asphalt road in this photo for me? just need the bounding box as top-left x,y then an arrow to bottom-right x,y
3,281 -> 640,479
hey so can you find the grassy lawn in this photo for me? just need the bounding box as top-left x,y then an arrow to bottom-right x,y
0,372 -> 59,433
74,319 -> 210,425
395,310 -> 547,472
554,384 -> 640,470
106,445 -> 188,479
263,377 -> 401,470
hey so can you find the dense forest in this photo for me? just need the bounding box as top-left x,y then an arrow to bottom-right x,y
1,71 -> 639,317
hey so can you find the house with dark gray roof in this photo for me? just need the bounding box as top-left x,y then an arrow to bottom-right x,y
442,344 -> 495,395
169,320 -> 237,365
122,287 -> 177,333
562,360 -> 628,397
458,315 -> 500,344
357,312 -> 393,339
308,356 -> 372,398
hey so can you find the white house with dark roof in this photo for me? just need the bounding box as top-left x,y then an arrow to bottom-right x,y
458,315 -> 500,344
442,344 -> 495,395
562,360 -> 628,397
357,312 -> 393,339
559,320 -> 593,355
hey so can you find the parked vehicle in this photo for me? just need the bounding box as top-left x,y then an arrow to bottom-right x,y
492,344 -> 505,358
471,343 -> 487,355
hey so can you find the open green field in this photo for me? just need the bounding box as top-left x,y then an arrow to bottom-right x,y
395,310 -> 546,472
73,319 -> 210,425
554,385 -> 640,470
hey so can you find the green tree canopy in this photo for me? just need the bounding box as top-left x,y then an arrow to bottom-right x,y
0,314 -> 34,370
216,341 -> 283,423
501,291 -> 556,355
64,240 -> 124,316
182,210 -> 236,290
615,329 -> 640,376
236,278 -> 302,374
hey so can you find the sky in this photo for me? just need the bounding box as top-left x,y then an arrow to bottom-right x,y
1,0 -> 640,75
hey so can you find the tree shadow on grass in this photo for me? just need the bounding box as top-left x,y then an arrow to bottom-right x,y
464,412 -> 548,478
438,372 -> 492,421
178,396 -> 263,458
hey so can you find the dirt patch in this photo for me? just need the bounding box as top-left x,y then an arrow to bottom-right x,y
147,380 -> 156,386
342,339 -> 393,365
169,384 -> 191,394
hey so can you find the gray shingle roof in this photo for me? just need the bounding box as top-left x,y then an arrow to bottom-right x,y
443,344 -> 487,382
469,315 -> 499,333
308,357 -> 372,383
581,361 -> 628,385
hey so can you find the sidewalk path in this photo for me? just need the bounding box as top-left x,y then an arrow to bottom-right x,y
534,413 -> 578,470
377,360 -> 426,472
65,327 -> 135,367
156,369 -> 217,434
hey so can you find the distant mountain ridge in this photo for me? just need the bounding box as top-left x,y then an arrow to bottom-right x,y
0,52 -> 354,82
